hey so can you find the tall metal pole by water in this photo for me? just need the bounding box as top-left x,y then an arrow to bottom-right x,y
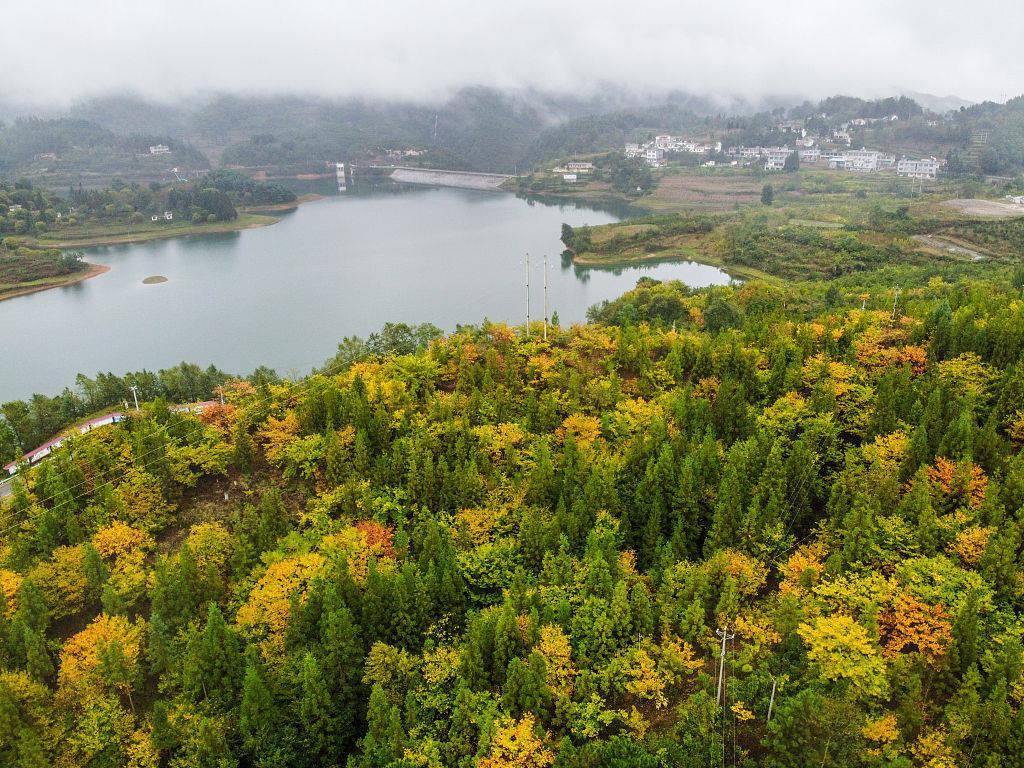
525,254 -> 531,338
543,254 -> 548,341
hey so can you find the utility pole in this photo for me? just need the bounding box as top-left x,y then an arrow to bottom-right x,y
766,676 -> 778,723
129,385 -> 140,411
543,254 -> 548,341
525,253 -> 531,338
891,285 -> 902,322
715,625 -> 735,706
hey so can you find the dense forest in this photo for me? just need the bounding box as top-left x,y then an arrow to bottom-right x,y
1,255 -> 1023,767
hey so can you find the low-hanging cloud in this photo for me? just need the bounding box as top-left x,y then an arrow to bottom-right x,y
1,0 -> 1020,107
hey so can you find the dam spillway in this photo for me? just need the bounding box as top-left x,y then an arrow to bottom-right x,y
388,166 -> 511,190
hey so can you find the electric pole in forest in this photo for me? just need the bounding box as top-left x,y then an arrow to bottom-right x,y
891,285 -> 902,322
525,253 -> 531,338
715,625 -> 735,706
129,385 -> 140,411
766,675 -> 779,723
543,254 -> 548,341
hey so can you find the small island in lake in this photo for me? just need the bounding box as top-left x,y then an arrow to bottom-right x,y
142,275 -> 168,284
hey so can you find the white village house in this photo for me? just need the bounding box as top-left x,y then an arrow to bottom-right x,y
897,158 -> 940,180
764,148 -> 793,171
644,147 -> 665,166
843,149 -> 881,172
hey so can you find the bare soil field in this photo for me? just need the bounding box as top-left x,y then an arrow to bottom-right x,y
942,199 -> 1024,218
912,234 -> 986,261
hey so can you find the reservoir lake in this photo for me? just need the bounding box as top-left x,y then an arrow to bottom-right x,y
0,187 -> 731,402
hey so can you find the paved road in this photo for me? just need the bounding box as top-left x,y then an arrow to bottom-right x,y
1,401 -> 216,496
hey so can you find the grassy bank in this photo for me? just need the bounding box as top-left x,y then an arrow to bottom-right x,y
23,212 -> 279,249
0,262 -> 109,302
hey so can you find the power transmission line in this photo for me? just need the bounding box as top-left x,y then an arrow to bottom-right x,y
525,253 -> 531,338
543,254 -> 548,342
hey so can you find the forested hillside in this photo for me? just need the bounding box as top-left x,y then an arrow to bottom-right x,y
0,117 -> 208,186
2,260 -> 1023,767
5,90 -> 1024,180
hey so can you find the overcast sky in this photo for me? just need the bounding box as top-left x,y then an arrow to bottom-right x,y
1,0 -> 1021,107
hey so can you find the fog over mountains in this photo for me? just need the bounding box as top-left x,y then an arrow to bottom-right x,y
1,0 -> 1020,106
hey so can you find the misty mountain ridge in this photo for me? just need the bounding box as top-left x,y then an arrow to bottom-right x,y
0,86 -> 1019,180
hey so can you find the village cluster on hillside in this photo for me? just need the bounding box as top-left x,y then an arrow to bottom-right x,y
625,111 -> 944,179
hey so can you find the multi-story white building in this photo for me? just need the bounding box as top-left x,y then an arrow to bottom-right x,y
149,144 -> 171,155
844,149 -> 881,172
566,161 -> 594,172
798,148 -> 822,163
897,158 -> 940,179
764,148 -> 793,171
644,147 -> 665,166
654,135 -> 675,150
624,143 -> 641,158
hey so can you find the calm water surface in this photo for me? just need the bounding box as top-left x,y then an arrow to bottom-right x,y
0,188 -> 730,401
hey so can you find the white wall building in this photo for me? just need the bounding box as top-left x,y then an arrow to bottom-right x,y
644,147 -> 664,166
844,149 -> 881,172
798,148 -> 822,163
149,144 -> 171,155
764,148 -> 793,171
897,158 -> 940,179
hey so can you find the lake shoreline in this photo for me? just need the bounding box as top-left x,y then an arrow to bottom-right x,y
241,192 -> 325,214
26,212 -> 281,249
0,262 -> 111,303
1,196 -> 328,302
571,248 -> 766,282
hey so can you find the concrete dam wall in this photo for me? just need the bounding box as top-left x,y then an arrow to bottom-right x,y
389,166 -> 511,190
